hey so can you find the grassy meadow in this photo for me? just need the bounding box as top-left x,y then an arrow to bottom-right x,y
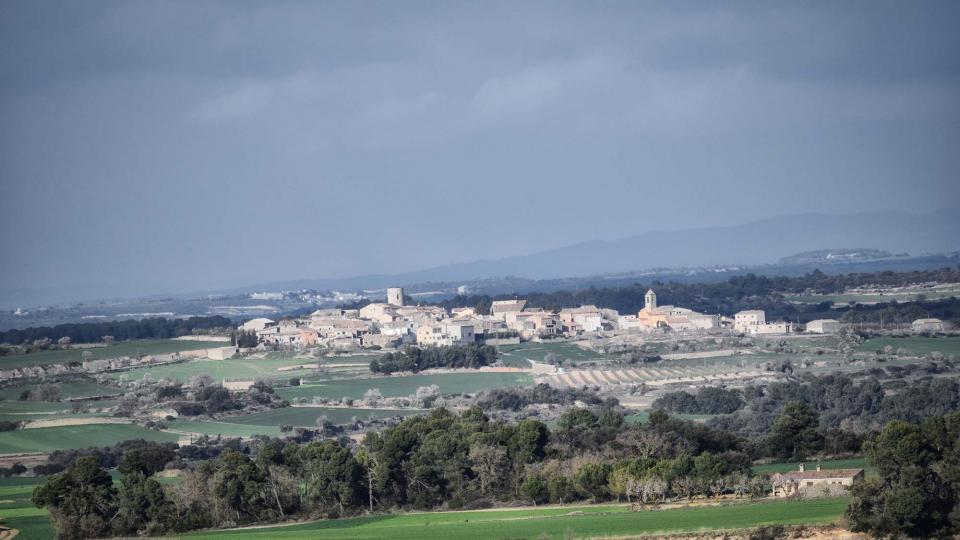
857,336 -> 960,356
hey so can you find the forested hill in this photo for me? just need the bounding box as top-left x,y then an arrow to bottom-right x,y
436,267 -> 960,322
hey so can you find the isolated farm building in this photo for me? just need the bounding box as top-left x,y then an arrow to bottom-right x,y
912,318 -> 945,333
771,463 -> 864,497
806,319 -> 840,334
222,378 -> 255,391
239,318 -> 274,333
207,346 -> 237,360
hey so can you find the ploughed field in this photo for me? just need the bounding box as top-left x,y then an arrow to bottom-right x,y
0,339 -> 228,369
185,497 -> 850,540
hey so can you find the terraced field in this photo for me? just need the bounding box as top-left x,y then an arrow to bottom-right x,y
0,340 -> 228,369
187,497 -> 850,540
0,423 -> 180,454
277,372 -> 532,401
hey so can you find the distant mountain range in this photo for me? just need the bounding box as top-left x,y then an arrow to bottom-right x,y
233,208 -> 960,293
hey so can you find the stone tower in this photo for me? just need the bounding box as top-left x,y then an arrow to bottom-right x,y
645,289 -> 657,311
387,287 -> 404,306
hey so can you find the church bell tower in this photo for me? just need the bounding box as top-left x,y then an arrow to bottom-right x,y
645,289 -> 657,311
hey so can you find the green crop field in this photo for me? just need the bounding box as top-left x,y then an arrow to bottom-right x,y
0,340 -> 228,370
0,476 -> 55,540
0,424 -> 180,454
187,497 -> 849,540
753,457 -> 874,477
109,356 -> 322,383
278,372 -> 532,401
857,336 -> 960,356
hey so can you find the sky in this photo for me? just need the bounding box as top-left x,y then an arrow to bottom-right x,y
1,1 -> 958,302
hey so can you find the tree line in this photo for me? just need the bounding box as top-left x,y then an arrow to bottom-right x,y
369,344 -> 497,374
0,316 -> 233,346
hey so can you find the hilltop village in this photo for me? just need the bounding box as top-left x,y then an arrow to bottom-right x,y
240,287 -> 845,352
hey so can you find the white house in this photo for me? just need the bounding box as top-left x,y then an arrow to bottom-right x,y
239,318 -> 274,333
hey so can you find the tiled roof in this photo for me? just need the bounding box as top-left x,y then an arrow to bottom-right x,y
775,468 -> 863,480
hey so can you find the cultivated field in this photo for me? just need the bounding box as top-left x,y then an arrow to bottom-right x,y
277,372 -> 532,401
857,336 -> 960,356
186,497 -> 849,540
0,476 -> 55,540
0,423 -> 180,454
0,340 -> 228,369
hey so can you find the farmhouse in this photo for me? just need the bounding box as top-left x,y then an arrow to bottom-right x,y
416,322 -> 476,347
771,463 -> 864,497
912,318 -> 945,333
806,319 -> 840,334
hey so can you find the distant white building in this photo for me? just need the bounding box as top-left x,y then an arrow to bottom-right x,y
734,310 -> 766,332
912,318 -> 945,333
806,319 -> 840,334
249,292 -> 283,300
734,310 -> 790,335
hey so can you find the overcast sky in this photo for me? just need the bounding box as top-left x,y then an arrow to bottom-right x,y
1,1 -> 958,301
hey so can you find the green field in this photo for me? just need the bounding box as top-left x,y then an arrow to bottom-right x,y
752,457 -> 874,477
0,340 -> 227,370
857,336 -> 960,356
498,341 -> 603,365
0,476 -> 55,540
0,424 -> 180,454
187,497 -> 849,540
790,287 -> 960,305
278,373 -> 532,401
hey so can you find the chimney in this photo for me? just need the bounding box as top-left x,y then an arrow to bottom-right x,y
799,463 -> 805,472
816,464 -> 822,472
